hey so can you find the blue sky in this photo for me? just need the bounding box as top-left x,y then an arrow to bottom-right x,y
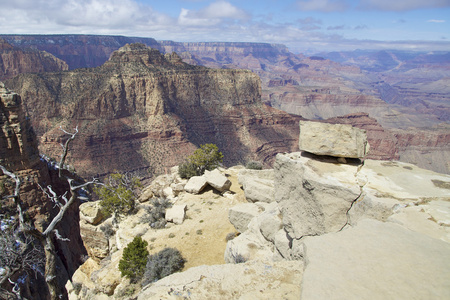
1,0 -> 449,52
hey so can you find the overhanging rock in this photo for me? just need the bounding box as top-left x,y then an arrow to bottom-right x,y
299,120 -> 370,158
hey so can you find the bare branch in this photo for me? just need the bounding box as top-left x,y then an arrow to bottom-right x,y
0,165 -> 25,230
58,126 -> 78,179
53,230 -> 70,242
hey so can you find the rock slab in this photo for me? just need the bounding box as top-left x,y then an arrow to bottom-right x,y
299,120 -> 369,158
204,169 -> 231,192
138,260 -> 303,300
165,204 -> 187,225
301,219 -> 450,300
274,152 -> 362,239
184,176 -> 208,194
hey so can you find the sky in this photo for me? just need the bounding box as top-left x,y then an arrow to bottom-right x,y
1,0 -> 450,53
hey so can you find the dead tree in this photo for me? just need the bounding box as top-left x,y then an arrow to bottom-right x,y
0,127 -> 98,300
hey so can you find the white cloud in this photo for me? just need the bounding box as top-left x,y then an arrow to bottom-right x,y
0,0 -> 449,53
178,1 -> 249,27
359,0 -> 450,11
296,0 -> 349,12
427,19 -> 446,23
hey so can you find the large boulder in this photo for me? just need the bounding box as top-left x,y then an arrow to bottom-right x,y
184,176 -> 208,194
300,219 -> 450,300
165,204 -> 187,225
79,201 -> 104,225
274,152 -> 362,239
204,169 -> 231,192
79,222 -> 109,260
299,120 -> 370,158
228,203 -> 264,233
238,169 -> 275,203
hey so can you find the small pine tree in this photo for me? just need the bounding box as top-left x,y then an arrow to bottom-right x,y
118,236 -> 149,283
179,144 -> 223,179
95,172 -> 142,218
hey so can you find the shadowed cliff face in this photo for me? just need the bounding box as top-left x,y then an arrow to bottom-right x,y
0,84 -> 87,299
6,44 -> 300,178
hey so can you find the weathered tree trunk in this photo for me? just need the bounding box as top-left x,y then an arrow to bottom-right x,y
43,235 -> 68,300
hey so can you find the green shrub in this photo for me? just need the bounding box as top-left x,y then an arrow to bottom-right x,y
246,160 -> 263,170
118,236 -> 149,283
142,248 -> 185,286
178,144 -> 223,179
95,172 -> 142,218
178,161 -> 200,179
99,223 -> 115,237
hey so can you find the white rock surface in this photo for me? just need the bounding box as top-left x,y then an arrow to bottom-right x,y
256,202 -> 283,243
238,169 -> 275,203
204,168 -> 231,192
274,152 -> 362,239
138,260 -> 303,300
300,219 -> 450,300
299,120 -> 369,158
184,175 -> 208,194
165,204 -> 187,225
228,203 -> 264,233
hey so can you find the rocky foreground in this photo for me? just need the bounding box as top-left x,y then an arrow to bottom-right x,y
70,122 -> 450,299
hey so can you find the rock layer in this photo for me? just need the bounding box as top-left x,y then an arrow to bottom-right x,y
6,44 -> 300,178
0,84 -> 87,299
0,38 -> 68,81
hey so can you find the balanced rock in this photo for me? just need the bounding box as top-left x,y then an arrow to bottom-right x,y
299,120 -> 370,158
204,169 -> 231,192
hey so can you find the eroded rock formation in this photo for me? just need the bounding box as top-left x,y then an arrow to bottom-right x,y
0,84 -> 87,299
0,38 -> 67,81
6,44 -> 300,178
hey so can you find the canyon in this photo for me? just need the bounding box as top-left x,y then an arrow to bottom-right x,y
0,35 -> 449,299
1,35 -> 448,174
4,43 -> 300,178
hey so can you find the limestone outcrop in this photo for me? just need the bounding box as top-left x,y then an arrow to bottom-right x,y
301,219 -> 450,300
224,123 -> 449,298
138,260 -> 303,300
299,120 -> 370,158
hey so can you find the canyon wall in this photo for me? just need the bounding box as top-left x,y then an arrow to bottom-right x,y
0,84 -> 87,299
0,38 -> 68,81
2,35 -> 448,174
6,44 -> 300,178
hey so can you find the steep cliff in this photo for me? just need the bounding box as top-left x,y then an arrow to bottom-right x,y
0,83 -> 87,299
6,44 -> 300,178
1,35 -> 160,70
0,38 -> 68,81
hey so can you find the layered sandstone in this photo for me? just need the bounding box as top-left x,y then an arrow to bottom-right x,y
6,44 -> 300,178
0,38 -> 67,80
1,35 -> 160,70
